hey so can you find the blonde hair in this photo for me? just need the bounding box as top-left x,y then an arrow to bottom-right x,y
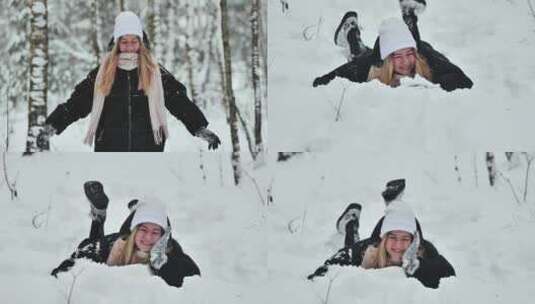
367,52 -> 433,87
97,38 -> 158,96
361,233 -> 413,269
111,227 -> 150,266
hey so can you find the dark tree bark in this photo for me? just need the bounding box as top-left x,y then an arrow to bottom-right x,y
91,0 -> 101,64
251,0 -> 264,158
220,0 -> 241,185
116,0 -> 125,12
26,0 -> 49,153
486,152 -> 496,186
505,152 -> 514,162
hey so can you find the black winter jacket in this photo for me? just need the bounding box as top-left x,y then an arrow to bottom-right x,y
324,217 -> 455,289
51,212 -> 200,288
318,39 -> 473,92
46,66 -> 208,151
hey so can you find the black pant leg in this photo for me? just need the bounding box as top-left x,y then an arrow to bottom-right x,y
89,219 -> 105,241
403,13 -> 421,44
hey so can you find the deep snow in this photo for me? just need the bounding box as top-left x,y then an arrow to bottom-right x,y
1,151 -> 534,303
268,0 -> 535,152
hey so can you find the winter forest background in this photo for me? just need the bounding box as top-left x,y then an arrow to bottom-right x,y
2,0 -> 535,303
0,0 -> 267,167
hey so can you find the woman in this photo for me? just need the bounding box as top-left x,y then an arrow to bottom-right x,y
312,0 -> 473,91
44,11 -> 220,151
308,199 -> 455,289
51,181 -> 200,288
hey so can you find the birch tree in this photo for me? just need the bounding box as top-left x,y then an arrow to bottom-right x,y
220,0 -> 241,185
117,0 -> 125,12
91,0 -> 102,63
26,0 -> 49,153
250,0 -> 264,159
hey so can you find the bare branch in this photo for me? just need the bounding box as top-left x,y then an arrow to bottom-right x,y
66,268 -> 85,304
335,87 -> 347,122
454,155 -> 462,183
528,0 -> 535,19
235,105 -> 258,160
2,151 -> 18,200
497,170 -> 522,205
303,17 -> 323,41
288,216 -> 300,233
473,153 -> 479,188
523,152 -> 534,202
242,168 -> 266,206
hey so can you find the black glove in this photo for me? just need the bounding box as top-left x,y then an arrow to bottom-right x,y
437,73 -> 473,92
51,258 -> 75,277
312,72 -> 336,87
195,127 -> 221,150
307,265 -> 328,280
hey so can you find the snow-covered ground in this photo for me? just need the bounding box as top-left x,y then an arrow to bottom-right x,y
269,0 -> 535,151
0,153 -> 270,303
1,151 -> 534,303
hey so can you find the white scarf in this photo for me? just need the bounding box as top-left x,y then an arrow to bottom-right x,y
84,52 -> 169,146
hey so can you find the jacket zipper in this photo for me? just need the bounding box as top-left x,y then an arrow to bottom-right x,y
127,71 -> 132,151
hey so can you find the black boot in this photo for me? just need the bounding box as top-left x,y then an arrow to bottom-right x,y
399,0 -> 427,16
84,181 -> 109,222
347,27 -> 371,59
334,11 -> 359,47
336,203 -> 362,235
399,0 -> 426,43
127,199 -> 139,211
381,179 -> 406,205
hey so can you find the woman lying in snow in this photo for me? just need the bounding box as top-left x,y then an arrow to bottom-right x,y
42,11 -> 220,152
51,181 -> 200,288
308,179 -> 455,289
312,0 -> 473,91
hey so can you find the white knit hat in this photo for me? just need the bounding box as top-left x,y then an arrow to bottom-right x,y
130,200 -> 168,230
380,201 -> 417,237
378,18 -> 417,60
113,11 -> 143,42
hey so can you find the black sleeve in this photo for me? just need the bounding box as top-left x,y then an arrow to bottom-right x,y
323,58 -> 372,84
420,41 -> 473,91
409,241 -> 456,289
45,68 -> 99,134
160,66 -> 209,135
325,238 -> 374,267
152,240 -> 200,288
50,236 -> 111,277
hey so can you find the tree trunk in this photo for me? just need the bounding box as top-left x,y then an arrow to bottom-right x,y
486,152 -> 496,186
505,152 -> 513,162
251,0 -> 263,159
91,0 -> 101,64
117,0 -> 125,12
146,0 -> 162,58
220,0 -> 241,185
26,0 -> 49,153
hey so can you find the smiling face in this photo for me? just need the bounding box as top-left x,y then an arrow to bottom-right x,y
390,47 -> 416,76
118,35 -> 141,53
134,223 -> 163,252
384,230 -> 413,264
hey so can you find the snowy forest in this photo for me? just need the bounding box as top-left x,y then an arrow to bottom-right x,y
0,0 -> 267,168
2,0 -> 535,303
1,151 -> 535,303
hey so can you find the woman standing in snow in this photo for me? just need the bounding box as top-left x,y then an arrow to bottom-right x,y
308,179 -> 455,289
313,0 -> 473,91
51,181 -> 200,288
43,11 -> 220,151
